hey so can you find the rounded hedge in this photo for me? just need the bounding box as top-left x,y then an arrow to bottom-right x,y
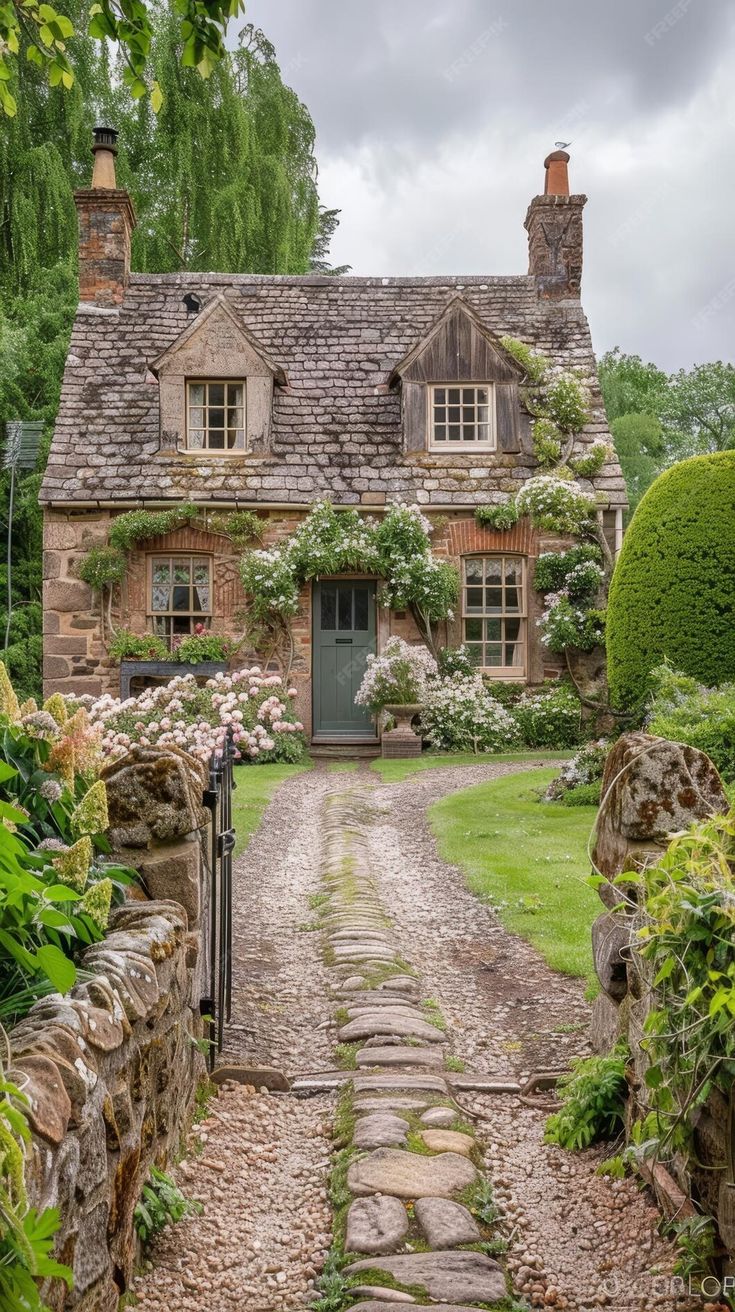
607,450 -> 735,712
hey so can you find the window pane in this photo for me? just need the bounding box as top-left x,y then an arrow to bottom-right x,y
447,388 -> 460,404
505,559 -> 523,584
477,387 -> 488,403
477,424 -> 490,443
465,560 -> 483,584
209,383 -> 225,406
466,587 -> 484,612
152,586 -> 170,612
505,587 -> 520,613
338,587 -> 352,630
486,587 -> 503,612
193,586 -> 209,613
189,383 -> 204,406
466,643 -> 482,667
228,384 -> 243,406
486,618 -> 501,641
152,561 -> 170,584
448,406 -> 460,423
485,644 -> 502,667
189,429 -> 204,449
208,431 -> 225,450
485,559 -> 502,583
209,408 -> 225,430
172,615 -> 191,635
153,615 -> 168,636
320,585 -> 336,630
173,562 -> 190,584
462,406 -> 475,423
172,586 -> 190,611
194,564 -> 209,586
188,406 -> 205,427
354,586 -> 369,631
448,425 -> 460,441
232,429 -> 245,450
464,618 -> 482,641
505,618 -> 521,641
434,425 -> 446,441
434,387 -> 445,404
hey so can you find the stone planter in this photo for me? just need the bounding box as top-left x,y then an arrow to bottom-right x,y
120,659 -> 227,699
381,702 -> 423,759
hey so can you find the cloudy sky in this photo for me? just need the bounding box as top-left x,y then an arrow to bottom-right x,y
243,0 -> 735,372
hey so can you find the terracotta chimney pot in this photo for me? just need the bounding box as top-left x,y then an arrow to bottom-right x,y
91,125 -> 119,189
544,149 -> 570,196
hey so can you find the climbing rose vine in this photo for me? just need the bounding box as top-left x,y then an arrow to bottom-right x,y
78,669 -> 305,765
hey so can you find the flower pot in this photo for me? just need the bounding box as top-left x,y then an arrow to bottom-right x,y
382,702 -> 423,734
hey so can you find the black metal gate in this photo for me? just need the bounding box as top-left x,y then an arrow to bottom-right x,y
201,728 -> 236,1067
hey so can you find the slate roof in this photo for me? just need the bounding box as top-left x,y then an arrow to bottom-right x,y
41,271 -> 628,509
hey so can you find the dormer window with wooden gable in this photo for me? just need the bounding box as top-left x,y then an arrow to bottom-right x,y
430,385 -> 496,449
150,292 -> 287,458
390,296 -> 526,456
187,380 -> 245,451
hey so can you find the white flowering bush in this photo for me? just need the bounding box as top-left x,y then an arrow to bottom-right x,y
355,636 -> 437,712
570,438 -> 612,479
239,501 -> 458,651
513,682 -> 582,749
544,738 -> 610,805
81,668 -> 305,765
515,475 -> 597,535
537,592 -> 605,654
420,675 -> 519,754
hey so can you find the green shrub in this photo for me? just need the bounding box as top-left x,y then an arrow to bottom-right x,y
607,452 -> 735,713
544,738 -> 610,803
175,633 -> 235,664
647,664 -> 735,781
513,682 -> 582,749
545,1046 -> 628,1150
134,1167 -> 201,1246
474,502 -> 519,532
108,503 -> 199,552
77,546 -> 126,592
533,545 -> 603,597
558,781 -> 602,807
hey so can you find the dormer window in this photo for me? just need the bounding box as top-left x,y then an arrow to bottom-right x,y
430,385 -> 496,449
186,380 -> 245,452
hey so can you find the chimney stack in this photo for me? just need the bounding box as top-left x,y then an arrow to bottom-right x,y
75,126 -> 136,307
524,150 -> 586,298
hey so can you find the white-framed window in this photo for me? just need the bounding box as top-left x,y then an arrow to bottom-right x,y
430,384 -> 496,449
148,555 -> 212,646
186,380 -> 245,452
462,554 -> 526,677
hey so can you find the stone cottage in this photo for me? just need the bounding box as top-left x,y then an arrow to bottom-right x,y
41,129 -> 627,743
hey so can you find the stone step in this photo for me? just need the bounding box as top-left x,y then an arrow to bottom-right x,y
354,1073 -> 448,1094
339,1014 -> 445,1043
347,1147 -> 476,1199
344,1251 -> 506,1306
355,1045 -> 444,1069
445,1073 -> 522,1094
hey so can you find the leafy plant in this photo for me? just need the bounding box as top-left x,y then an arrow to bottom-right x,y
663,1214 -> 717,1283
175,633 -> 236,665
77,546 -> 126,593
647,663 -> 735,782
207,510 -> 263,548
134,1166 -> 201,1246
544,1046 -> 628,1150
474,502 -> 519,532
107,630 -> 169,664
108,504 -> 200,552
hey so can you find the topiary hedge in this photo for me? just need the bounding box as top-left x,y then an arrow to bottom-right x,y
606,451 -> 735,712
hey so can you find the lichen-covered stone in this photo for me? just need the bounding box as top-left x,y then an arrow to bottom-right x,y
102,744 -> 208,846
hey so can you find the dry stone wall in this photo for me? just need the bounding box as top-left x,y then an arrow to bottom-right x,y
9,746 -> 211,1311
589,732 -> 734,1261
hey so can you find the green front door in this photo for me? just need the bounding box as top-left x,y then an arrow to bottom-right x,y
313,580 -> 377,739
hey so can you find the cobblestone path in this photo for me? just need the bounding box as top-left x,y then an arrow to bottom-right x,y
133,764 -> 698,1312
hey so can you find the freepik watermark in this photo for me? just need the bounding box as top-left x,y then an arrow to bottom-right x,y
692,274 -> 735,332
644,0 -> 694,46
443,18 -> 509,82
602,1269 -> 735,1303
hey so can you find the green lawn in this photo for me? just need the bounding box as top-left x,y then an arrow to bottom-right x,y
429,767 -> 599,984
371,749 -> 571,784
232,762 -> 310,856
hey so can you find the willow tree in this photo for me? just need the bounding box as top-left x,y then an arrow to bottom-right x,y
118,22 -> 320,274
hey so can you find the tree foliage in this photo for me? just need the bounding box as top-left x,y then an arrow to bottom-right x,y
606,451 -> 735,713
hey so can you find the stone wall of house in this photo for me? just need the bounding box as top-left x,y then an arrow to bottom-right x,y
42,508 -> 566,730
9,746 -> 211,1311
589,733 -> 735,1261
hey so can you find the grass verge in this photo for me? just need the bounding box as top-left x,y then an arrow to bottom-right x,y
370,749 -> 571,784
232,760 -> 311,857
429,767 -> 598,985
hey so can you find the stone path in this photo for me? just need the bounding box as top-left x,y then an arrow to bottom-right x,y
133,762 -> 701,1312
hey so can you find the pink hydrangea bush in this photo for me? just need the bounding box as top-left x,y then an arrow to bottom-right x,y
78,668 -> 305,765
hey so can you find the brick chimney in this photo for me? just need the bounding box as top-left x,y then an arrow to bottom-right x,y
524,150 -> 587,298
74,127 -> 136,307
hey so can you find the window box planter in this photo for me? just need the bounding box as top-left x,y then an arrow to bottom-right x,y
119,660 -> 228,700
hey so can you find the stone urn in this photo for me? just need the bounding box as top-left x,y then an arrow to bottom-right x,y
381,703 -> 423,759
382,702 -> 423,733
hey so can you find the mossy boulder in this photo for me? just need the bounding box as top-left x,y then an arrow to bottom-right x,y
606,450 -> 735,712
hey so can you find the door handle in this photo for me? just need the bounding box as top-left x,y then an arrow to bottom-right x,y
335,638 -> 353,644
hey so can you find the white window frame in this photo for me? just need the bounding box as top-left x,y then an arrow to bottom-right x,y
186,379 -> 246,454
429,383 -> 497,451
462,554 -> 527,679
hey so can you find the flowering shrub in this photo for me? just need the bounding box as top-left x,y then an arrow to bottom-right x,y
83,668 -> 305,765
355,637 -> 437,712
531,417 -> 563,467
420,675 -> 519,754
516,475 -> 597,535
437,645 -> 474,678
538,593 -> 605,654
533,546 -> 602,596
474,502 -> 519,532
513,682 -> 582,750
544,738 -> 610,805
543,372 -> 591,433
239,502 -> 458,650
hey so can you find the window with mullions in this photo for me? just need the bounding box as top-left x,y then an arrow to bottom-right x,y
431,385 -> 495,448
187,380 -> 245,451
149,556 -> 212,645
462,555 -> 526,676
